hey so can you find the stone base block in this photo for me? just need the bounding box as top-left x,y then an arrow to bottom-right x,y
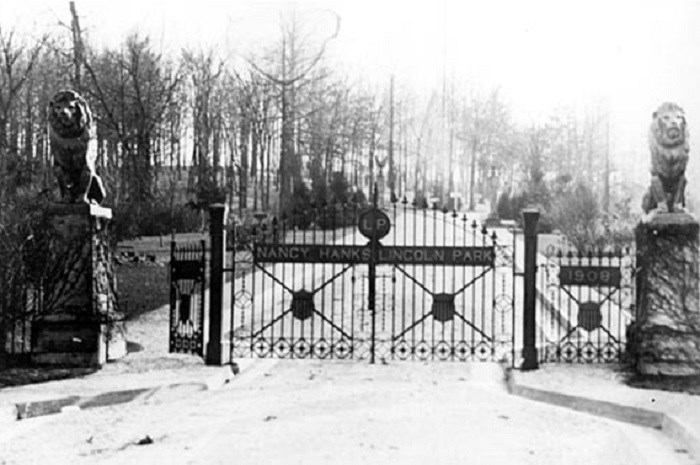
31,316 -> 126,367
635,213 -> 700,377
31,351 -> 101,367
636,326 -> 700,376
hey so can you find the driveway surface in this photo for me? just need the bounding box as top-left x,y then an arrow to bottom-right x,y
0,360 -> 692,465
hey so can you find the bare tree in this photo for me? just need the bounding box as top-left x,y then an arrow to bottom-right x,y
0,27 -> 47,205
458,88 -> 511,210
183,48 -> 225,211
82,34 -> 181,207
248,8 -> 340,214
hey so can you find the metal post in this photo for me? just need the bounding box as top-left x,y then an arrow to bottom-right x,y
521,208 -> 540,370
369,183 -> 378,364
207,204 -> 227,365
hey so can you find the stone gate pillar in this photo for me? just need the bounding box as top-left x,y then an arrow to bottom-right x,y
31,203 -> 125,366
635,213 -> 700,375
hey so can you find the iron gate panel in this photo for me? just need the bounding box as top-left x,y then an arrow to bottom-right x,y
538,247 -> 635,363
228,204 -> 364,360
226,198 -> 516,363
169,241 -> 205,356
384,201 -> 514,362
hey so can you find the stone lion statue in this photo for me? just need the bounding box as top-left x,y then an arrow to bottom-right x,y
642,102 -> 689,214
49,89 -> 106,204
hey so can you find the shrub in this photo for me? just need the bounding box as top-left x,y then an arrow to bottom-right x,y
316,204 -> 360,230
548,181 -> 608,250
288,182 -> 313,229
112,201 -> 201,241
496,191 -> 512,219
351,189 -> 368,206
0,192 -> 60,343
311,174 -> 329,209
330,172 -> 351,204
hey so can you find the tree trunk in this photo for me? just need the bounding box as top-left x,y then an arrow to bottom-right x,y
469,139 -> 477,211
24,84 -> 34,162
239,116 -> 250,213
135,133 -> 152,204
388,75 -> 395,194
0,117 -> 7,205
251,122 -> 259,211
69,1 -> 84,91
279,86 -> 296,213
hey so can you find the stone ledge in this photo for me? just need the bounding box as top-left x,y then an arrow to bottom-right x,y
31,318 -> 126,367
637,212 -> 698,238
637,360 -> 700,376
31,352 -> 100,367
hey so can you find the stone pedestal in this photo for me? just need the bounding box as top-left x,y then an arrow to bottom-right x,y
634,212 -> 700,375
31,203 -> 125,367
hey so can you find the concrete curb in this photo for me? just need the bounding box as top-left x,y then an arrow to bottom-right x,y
4,365 -> 236,422
505,368 -> 700,463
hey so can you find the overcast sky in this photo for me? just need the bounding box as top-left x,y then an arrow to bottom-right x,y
4,0 -> 700,187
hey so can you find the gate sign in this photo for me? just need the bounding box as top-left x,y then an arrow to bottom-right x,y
359,209 -> 391,240
254,244 -> 494,266
559,266 -> 621,287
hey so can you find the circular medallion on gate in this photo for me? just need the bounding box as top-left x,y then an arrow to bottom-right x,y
252,338 -> 271,357
435,341 -> 452,360
578,301 -> 602,332
333,340 -> 352,359
393,340 -> 411,360
476,341 -> 491,360
274,338 -> 291,357
582,342 -> 597,362
601,342 -> 618,362
455,341 -> 470,361
415,341 -> 431,360
358,208 -> 391,241
293,338 -> 311,358
560,342 -> 577,361
313,339 -> 331,359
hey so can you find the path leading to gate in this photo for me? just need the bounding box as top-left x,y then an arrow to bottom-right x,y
0,360 -> 690,464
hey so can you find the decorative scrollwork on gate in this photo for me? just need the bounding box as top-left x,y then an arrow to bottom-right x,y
169,241 -> 206,357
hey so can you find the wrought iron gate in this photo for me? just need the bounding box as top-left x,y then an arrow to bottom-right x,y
168,202 -> 635,366
537,247 -> 635,363
225,196 -> 516,363
169,241 -> 206,356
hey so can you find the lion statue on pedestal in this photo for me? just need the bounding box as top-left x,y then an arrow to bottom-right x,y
642,102 -> 689,214
49,90 -> 106,204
